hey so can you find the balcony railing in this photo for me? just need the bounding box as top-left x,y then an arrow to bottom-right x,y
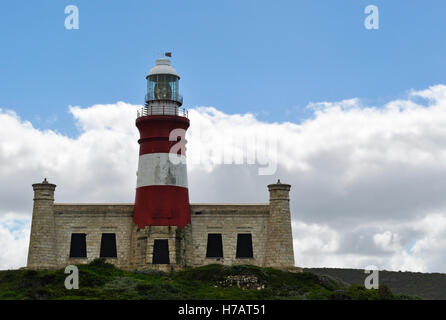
137,105 -> 188,118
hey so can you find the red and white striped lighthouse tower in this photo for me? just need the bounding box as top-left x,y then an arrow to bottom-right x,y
134,56 -> 190,229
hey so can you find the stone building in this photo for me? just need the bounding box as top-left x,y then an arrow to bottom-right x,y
26,57 -> 295,271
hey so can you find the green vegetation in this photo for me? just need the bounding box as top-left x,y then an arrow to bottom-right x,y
0,259 -> 416,300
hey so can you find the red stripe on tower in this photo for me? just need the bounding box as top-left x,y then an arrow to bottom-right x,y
134,58 -> 191,229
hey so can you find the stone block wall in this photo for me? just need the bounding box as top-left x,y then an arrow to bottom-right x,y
27,180 -> 295,271
53,204 -> 134,269
189,204 -> 270,267
131,225 -> 181,272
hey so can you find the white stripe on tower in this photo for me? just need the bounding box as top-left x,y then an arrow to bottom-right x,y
136,153 -> 188,188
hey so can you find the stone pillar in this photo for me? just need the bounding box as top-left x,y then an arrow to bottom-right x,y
177,224 -> 193,268
264,180 -> 295,268
27,178 -> 57,269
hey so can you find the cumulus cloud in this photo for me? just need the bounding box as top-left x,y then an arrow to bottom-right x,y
0,214 -> 30,270
2,85 -> 446,272
373,231 -> 402,253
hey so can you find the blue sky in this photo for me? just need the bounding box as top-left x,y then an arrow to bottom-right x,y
0,0 -> 445,136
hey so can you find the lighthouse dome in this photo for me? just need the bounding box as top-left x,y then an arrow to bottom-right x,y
148,58 -> 179,78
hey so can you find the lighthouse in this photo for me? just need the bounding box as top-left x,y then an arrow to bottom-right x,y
27,57 -> 295,271
134,57 -> 191,229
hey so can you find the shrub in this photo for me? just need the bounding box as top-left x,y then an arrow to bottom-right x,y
103,276 -> 140,298
378,285 -> 394,300
330,289 -> 351,300
136,282 -> 185,299
88,258 -> 108,267
134,269 -> 167,277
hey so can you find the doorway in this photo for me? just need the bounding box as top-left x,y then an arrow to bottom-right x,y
152,239 -> 170,264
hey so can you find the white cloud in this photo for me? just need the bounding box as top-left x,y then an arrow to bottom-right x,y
373,231 -> 401,252
2,85 -> 446,272
293,221 -> 340,254
0,214 -> 30,270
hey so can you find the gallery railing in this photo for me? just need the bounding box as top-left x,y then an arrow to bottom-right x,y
137,105 -> 188,118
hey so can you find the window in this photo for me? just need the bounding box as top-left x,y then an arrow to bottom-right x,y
206,234 -> 223,258
236,234 -> 253,258
152,239 -> 170,264
69,233 -> 87,258
100,233 -> 117,258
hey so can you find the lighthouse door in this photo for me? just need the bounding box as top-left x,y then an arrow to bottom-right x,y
152,239 -> 170,264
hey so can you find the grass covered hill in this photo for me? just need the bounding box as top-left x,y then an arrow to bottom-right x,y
306,268 -> 446,300
0,259 -> 415,300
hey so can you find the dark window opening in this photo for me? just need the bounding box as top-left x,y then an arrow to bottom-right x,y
206,234 -> 223,258
100,233 -> 117,258
152,239 -> 170,264
236,234 -> 253,258
69,233 -> 87,258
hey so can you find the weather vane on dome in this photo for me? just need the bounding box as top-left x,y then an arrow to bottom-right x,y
164,52 -> 172,57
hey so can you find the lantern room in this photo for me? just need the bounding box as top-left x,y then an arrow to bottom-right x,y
145,58 -> 182,105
